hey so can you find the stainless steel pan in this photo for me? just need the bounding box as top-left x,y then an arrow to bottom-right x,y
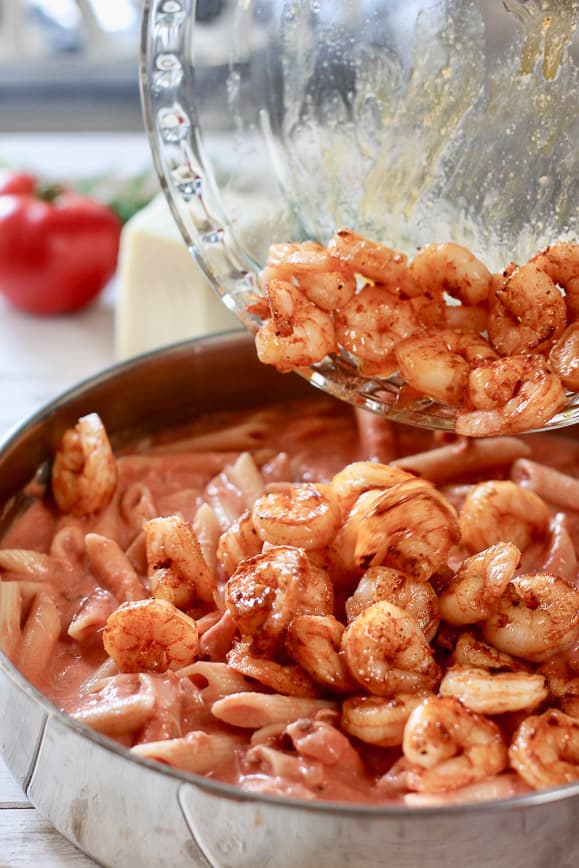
0,332 -> 578,868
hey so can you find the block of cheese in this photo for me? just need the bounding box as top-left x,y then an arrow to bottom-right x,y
115,192 -> 242,359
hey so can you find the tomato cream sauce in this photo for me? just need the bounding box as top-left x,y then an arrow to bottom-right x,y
3,396 -> 579,805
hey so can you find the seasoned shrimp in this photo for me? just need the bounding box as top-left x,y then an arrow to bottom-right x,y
52,413 -> 117,516
329,228 -> 411,285
330,461 -> 414,518
341,693 -> 427,747
102,598 -> 199,673
395,330 -> 497,406
410,242 -> 492,306
438,542 -> 521,626
532,241 -> 579,321
227,640 -> 319,698
341,601 -> 440,696
334,477 -> 459,581
402,695 -> 507,792
444,303 -> 488,333
285,614 -> 354,693
345,566 -> 440,642
254,279 -> 337,373
488,261 -> 567,355
216,511 -> 262,578
509,709 -> 579,790
440,665 -> 548,714
224,545 -> 333,654
144,515 -> 216,608
457,354 -> 567,436
251,482 -> 341,550
334,284 -> 422,377
261,241 -> 356,310
548,322 -> 579,390
458,480 -> 549,553
482,573 -> 579,662
450,631 -> 525,673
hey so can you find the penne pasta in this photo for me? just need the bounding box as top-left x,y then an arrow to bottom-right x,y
192,502 -> 222,574
211,692 -> 338,729
72,691 -> 155,735
224,452 -> 265,509
177,660 -> 253,701
511,458 -> 579,512
0,581 -> 21,661
85,533 -> 147,603
18,591 -> 61,684
392,436 -> 532,483
131,730 -> 243,774
0,549 -> 53,578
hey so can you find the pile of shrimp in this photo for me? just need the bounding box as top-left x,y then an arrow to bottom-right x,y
6,403 -> 579,807
250,231 -> 579,436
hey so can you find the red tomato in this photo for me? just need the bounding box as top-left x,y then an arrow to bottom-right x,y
0,171 -> 37,196
0,182 -> 121,315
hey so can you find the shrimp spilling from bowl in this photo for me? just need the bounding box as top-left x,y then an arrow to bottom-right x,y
253,279 -> 337,373
251,231 -> 578,435
456,355 -> 567,437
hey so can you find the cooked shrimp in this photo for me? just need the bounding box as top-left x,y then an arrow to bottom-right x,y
334,477 -> 459,581
227,640 -> 319,698
532,241 -> 579,321
402,695 -> 507,792
458,480 -> 549,553
341,693 -> 427,747
509,709 -> 579,790
457,355 -> 567,436
254,279 -> 337,373
482,573 -> 579,662
329,228 -> 411,285
341,601 -> 440,696
216,511 -> 262,578
251,483 -> 341,550
410,242 -> 492,306
285,614 -> 354,693
334,284 -> 422,377
438,542 -> 521,626
261,241 -> 356,310
345,566 -> 439,642
444,303 -> 488,333
102,598 -> 199,673
548,322 -> 579,390
450,631 -> 525,673
488,261 -> 567,355
440,665 -> 548,714
52,413 -> 117,516
144,515 -> 216,608
224,545 -> 332,654
395,330 -> 497,406
330,461 -> 414,518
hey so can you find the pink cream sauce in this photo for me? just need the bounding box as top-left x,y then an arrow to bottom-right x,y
4,396 -> 579,804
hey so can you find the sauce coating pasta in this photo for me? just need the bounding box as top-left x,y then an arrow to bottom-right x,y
2,397 -> 579,805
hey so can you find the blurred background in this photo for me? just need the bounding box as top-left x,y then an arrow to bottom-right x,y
0,0 -> 144,131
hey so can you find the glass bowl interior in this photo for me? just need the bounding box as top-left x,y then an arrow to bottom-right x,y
140,0 -> 579,431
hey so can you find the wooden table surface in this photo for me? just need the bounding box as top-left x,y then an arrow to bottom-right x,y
0,133 -> 153,867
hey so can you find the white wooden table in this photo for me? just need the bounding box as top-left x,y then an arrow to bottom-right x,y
0,133 -> 154,867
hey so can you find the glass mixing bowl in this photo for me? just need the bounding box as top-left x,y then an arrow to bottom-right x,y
140,0 -> 579,431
